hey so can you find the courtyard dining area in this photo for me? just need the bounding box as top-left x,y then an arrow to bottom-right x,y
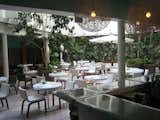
0,0 -> 160,120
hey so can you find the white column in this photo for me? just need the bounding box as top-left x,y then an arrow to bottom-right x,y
2,33 -> 9,78
45,39 -> 50,64
43,39 -> 50,66
60,44 -> 64,64
118,20 -> 125,88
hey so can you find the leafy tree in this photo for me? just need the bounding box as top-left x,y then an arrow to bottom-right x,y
14,12 -> 73,66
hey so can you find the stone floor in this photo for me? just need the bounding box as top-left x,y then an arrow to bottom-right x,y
0,88 -> 70,120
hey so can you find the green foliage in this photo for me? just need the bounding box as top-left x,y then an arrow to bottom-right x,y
49,34 -> 118,64
126,58 -> 144,66
126,32 -> 160,66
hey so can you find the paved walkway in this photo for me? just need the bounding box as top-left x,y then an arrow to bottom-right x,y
0,89 -> 70,120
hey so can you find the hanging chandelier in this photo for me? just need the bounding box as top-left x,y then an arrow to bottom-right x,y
78,17 -> 110,32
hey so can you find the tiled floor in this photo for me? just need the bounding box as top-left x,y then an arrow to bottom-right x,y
0,89 -> 70,120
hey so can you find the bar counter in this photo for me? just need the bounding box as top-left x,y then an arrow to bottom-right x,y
55,88 -> 160,120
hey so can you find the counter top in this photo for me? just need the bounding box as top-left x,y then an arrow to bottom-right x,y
56,88 -> 160,120
79,94 -> 160,120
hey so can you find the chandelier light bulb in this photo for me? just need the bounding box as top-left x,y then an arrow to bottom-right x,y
91,10 -> 96,18
145,11 -> 151,18
136,21 -> 140,26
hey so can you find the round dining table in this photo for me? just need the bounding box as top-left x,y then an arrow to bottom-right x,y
33,81 -> 62,91
24,70 -> 38,77
33,81 -> 62,108
84,75 -> 108,81
49,71 -> 69,78
0,76 -> 8,83
109,67 -> 144,76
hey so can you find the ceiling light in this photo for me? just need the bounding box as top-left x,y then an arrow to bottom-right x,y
145,11 -> 151,18
90,10 -> 96,18
136,21 -> 140,26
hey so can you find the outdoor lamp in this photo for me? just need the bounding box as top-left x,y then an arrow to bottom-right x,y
145,11 -> 151,18
90,10 -> 96,18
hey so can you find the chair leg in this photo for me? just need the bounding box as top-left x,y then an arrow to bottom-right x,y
5,98 -> 9,109
25,81 -> 27,88
52,94 -> 55,106
9,88 -> 11,95
31,79 -> 33,87
1,99 -> 4,107
44,99 -> 47,113
27,102 -> 33,118
21,100 -> 25,114
17,81 -> 20,88
59,98 -> 61,109
37,102 -> 40,109
14,86 -> 17,94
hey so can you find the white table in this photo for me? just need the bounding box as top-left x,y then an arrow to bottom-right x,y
60,62 -> 71,68
84,75 -> 108,81
49,72 -> 70,88
33,81 -> 62,108
109,67 -> 144,76
84,74 -> 111,85
17,64 -> 33,67
75,66 -> 89,71
17,64 -> 33,73
33,81 -> 62,91
24,70 -> 38,77
49,71 -> 69,78
0,76 -> 8,83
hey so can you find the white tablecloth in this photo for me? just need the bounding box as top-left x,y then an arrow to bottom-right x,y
33,81 -> 62,91
0,76 -> 8,83
24,70 -> 38,76
49,71 -> 69,78
110,67 -> 144,76
84,75 -> 108,81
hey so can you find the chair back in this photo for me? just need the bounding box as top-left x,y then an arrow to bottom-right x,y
69,69 -> 78,80
36,76 -> 45,82
0,83 -> 9,96
18,87 -> 28,101
17,73 -> 25,81
65,81 -> 75,90
9,75 -> 17,84
76,80 -> 87,88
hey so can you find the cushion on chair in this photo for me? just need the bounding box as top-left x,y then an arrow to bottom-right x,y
0,92 -> 7,98
27,94 -> 45,102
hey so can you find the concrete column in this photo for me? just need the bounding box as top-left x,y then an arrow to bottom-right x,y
118,20 -> 125,88
44,39 -> 50,66
2,33 -> 9,78
60,44 -> 64,64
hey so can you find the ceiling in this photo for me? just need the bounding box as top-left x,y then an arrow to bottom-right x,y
0,0 -> 159,26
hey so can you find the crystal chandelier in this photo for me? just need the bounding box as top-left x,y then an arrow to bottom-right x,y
78,17 -> 110,32
125,23 -> 135,34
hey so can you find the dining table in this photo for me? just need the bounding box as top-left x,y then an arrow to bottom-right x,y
49,71 -> 70,88
33,81 -> 62,108
0,76 -> 8,83
109,67 -> 144,76
49,71 -> 69,78
24,70 -> 38,77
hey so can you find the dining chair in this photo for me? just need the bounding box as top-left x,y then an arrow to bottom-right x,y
17,73 -> 33,88
144,69 -> 149,82
52,80 -> 75,109
76,80 -> 87,88
0,83 -> 9,109
8,75 -> 17,94
18,86 -> 47,118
